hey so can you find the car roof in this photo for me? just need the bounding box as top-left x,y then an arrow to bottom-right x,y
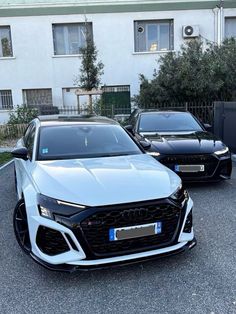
36,114 -> 119,126
138,109 -> 190,115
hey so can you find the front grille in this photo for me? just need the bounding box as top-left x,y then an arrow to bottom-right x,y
160,154 -> 218,177
36,226 -> 69,256
80,203 -> 182,257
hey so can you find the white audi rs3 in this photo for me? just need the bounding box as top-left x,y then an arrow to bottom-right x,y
12,115 -> 196,271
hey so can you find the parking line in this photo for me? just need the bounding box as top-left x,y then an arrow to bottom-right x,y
0,159 -> 14,171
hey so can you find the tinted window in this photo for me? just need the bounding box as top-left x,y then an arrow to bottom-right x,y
38,124 -> 142,160
139,113 -> 203,132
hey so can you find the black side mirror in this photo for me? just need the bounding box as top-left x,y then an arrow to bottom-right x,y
125,125 -> 134,135
11,147 -> 28,161
139,140 -> 151,150
203,123 -> 212,132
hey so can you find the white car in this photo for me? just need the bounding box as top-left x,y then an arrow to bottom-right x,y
12,115 -> 196,271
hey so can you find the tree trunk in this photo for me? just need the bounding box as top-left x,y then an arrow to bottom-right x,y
88,94 -> 93,114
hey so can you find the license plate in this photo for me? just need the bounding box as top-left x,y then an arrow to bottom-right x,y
175,165 -> 205,173
109,222 -> 162,241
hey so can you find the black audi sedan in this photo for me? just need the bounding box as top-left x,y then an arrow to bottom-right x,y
126,110 -> 232,182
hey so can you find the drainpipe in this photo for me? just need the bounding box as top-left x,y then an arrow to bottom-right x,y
212,6 -> 219,44
220,0 -> 224,44
217,0 -> 224,45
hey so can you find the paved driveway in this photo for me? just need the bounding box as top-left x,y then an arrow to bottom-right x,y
0,163 -> 235,314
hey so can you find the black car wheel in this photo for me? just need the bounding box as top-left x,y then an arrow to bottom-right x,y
13,199 -> 31,254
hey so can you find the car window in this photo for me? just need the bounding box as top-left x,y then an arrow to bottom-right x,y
138,113 -> 203,132
25,125 -> 36,159
37,124 -> 142,160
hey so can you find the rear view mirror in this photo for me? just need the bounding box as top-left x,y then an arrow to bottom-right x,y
203,123 -> 212,132
11,147 -> 28,161
139,141 -> 151,150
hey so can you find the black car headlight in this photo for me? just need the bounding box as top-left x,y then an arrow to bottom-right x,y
147,151 -> 161,157
214,147 -> 229,156
37,194 -> 87,219
170,184 -> 189,203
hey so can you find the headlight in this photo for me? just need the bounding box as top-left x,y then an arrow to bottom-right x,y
147,151 -> 161,157
37,194 -> 87,219
170,184 -> 189,203
214,147 -> 229,156
39,206 -> 53,219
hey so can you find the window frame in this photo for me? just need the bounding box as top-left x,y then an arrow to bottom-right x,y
0,89 -> 13,110
0,25 -> 13,58
52,22 -> 93,56
225,17 -> 236,39
134,19 -> 174,53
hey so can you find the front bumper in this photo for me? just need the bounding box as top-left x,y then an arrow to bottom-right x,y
30,238 -> 197,272
27,196 -> 195,271
157,154 -> 232,182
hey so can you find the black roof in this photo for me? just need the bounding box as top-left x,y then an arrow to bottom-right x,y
37,114 -> 119,125
137,108 -> 189,114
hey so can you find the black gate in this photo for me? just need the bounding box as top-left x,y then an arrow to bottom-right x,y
214,102 -> 236,153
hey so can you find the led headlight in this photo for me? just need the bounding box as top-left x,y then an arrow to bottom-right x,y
37,194 -> 87,219
170,184 -> 189,203
147,151 -> 161,157
39,206 -> 53,219
214,147 -> 229,156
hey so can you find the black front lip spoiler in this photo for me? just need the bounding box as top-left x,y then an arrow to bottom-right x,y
30,238 -> 197,273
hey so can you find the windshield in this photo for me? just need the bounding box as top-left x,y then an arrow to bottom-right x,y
37,124 -> 142,160
139,113 -> 203,132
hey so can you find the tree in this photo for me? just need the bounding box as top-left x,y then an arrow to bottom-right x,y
134,38 -> 236,107
75,23 -> 104,113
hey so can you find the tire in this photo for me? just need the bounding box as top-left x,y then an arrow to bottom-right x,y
13,199 -> 31,255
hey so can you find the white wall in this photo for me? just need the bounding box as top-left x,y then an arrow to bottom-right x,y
0,7 -> 236,115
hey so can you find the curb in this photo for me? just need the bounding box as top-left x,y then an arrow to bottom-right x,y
0,147 -> 14,153
0,159 -> 14,171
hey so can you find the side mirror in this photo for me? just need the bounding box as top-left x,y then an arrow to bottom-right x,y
139,140 -> 151,150
11,147 -> 28,161
125,125 -> 134,134
203,123 -> 212,132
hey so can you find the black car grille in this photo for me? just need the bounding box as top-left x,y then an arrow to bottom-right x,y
36,226 -> 70,256
80,203 -> 182,257
160,154 -> 218,177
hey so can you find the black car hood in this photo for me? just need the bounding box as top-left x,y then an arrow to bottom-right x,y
142,131 -> 225,154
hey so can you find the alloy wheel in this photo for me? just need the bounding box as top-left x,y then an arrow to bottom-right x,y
13,200 -> 31,254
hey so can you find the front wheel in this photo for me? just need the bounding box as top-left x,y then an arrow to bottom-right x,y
13,199 -> 31,254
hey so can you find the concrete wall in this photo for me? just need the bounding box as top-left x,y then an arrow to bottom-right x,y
0,7 -> 236,123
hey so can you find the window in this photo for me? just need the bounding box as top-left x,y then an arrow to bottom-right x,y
138,112 -> 203,133
38,124 -> 142,160
225,18 -> 236,38
23,89 -> 53,106
0,90 -> 13,109
0,26 -> 13,57
134,20 -> 174,52
52,23 -> 92,55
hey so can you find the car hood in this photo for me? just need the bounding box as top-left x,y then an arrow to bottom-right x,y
32,154 -> 180,207
141,131 -> 225,154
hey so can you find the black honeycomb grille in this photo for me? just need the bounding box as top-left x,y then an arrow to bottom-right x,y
36,226 -> 69,256
80,203 -> 181,257
160,154 -> 218,177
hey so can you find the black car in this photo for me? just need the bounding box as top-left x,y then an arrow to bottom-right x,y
126,110 -> 232,182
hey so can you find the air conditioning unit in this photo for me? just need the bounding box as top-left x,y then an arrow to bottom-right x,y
182,25 -> 200,38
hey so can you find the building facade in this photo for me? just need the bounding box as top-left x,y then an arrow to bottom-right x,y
0,0 -> 236,122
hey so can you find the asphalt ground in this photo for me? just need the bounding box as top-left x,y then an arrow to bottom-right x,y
0,162 -> 235,314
